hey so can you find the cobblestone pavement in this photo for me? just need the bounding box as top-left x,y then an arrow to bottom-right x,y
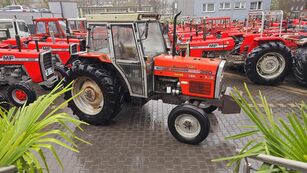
1,67 -> 307,173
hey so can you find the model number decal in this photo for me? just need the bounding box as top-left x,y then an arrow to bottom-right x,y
1,55 -> 15,61
42,46 -> 51,50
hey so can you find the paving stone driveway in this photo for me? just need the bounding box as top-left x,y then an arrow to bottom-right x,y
2,68 -> 306,173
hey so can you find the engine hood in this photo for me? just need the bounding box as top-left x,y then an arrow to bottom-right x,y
154,55 -> 221,77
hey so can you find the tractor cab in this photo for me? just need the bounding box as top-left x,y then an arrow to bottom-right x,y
33,18 -> 68,38
67,18 -> 87,37
86,13 -> 167,97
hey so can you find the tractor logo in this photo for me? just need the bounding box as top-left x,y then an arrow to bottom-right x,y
42,46 -> 51,50
208,43 -> 219,48
1,55 -> 15,61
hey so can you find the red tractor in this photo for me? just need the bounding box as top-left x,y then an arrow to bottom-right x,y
0,27 -> 57,107
0,20 -> 79,90
32,17 -> 86,51
177,11 -> 302,85
63,12 -> 241,145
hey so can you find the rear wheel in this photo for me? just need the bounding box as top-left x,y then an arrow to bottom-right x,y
64,64 -> 122,125
293,47 -> 307,86
245,42 -> 292,85
7,83 -> 37,107
168,104 -> 210,145
41,66 -> 68,90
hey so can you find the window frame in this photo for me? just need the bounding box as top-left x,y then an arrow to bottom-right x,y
203,3 -> 215,12
250,1 -> 262,10
88,24 -> 110,55
234,2 -> 246,9
219,2 -> 231,10
111,24 -> 140,63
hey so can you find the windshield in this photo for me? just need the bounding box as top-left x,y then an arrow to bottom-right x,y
137,21 -> 166,57
59,21 -> 68,33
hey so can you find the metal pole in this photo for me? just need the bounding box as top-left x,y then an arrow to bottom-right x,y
172,11 -> 182,57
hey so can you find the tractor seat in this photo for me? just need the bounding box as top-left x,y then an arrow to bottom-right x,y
295,38 -> 307,46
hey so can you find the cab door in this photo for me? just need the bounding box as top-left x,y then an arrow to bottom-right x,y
110,24 -> 146,97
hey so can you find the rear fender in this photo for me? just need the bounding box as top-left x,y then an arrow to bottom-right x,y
248,37 -> 286,53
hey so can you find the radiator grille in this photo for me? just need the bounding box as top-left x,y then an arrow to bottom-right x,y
70,44 -> 78,54
42,52 -> 52,70
189,81 -> 211,95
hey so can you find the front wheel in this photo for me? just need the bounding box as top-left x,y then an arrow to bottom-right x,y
0,93 -> 10,111
64,64 -> 122,125
245,42 -> 292,85
168,104 -> 210,145
7,83 -> 37,107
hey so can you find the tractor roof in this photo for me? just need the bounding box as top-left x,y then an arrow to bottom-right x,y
86,13 -> 160,22
33,18 -> 66,22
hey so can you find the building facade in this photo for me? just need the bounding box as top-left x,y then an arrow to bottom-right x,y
177,0 -> 271,20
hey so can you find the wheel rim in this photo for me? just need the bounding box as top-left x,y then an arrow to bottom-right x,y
72,76 -> 104,115
256,52 -> 286,79
174,114 -> 201,139
12,89 -> 27,105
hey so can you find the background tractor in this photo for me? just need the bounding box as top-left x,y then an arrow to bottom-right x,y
0,24 -> 57,107
64,12 -> 241,145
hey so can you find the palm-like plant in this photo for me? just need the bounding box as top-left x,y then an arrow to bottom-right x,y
0,82 -> 89,173
213,84 -> 307,172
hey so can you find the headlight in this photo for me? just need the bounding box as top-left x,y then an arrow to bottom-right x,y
214,60 -> 226,98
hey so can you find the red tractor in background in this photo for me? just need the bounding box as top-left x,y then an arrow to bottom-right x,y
32,18 -> 87,51
174,11 -> 305,85
0,24 -> 57,107
67,18 -> 87,38
0,20 -> 79,90
63,12 -> 241,145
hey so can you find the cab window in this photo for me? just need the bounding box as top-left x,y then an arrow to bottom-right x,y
36,22 -> 46,34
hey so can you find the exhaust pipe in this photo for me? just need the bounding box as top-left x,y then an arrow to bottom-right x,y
13,20 -> 21,52
172,11 -> 182,57
35,40 -> 39,52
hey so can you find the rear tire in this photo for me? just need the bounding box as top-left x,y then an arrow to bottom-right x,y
245,42 -> 292,85
168,104 -> 210,145
64,64 -> 122,125
41,66 -> 68,90
7,83 -> 37,107
293,47 -> 307,86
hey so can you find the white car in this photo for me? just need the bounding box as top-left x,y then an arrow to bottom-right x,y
2,5 -> 30,12
0,19 -> 31,38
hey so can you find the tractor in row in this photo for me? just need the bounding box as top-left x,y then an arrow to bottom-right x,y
0,23 -> 57,107
62,12 -> 241,145
173,10 -> 306,85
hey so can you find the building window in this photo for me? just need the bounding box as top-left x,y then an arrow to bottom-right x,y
234,2 -> 246,9
250,1 -> 262,10
220,2 -> 231,9
203,3 -> 215,12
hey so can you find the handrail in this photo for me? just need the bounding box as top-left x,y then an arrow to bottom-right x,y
236,149 -> 307,173
0,165 -> 17,173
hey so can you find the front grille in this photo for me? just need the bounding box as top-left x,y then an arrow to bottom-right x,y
40,51 -> 54,79
189,81 -> 211,95
42,52 -> 52,69
79,39 -> 86,51
70,44 -> 78,54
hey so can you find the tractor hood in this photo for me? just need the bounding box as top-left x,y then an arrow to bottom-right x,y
154,55 -> 221,76
154,55 -> 225,99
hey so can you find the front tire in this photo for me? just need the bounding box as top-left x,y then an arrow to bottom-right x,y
245,42 -> 292,85
0,93 -> 10,111
168,104 -> 210,145
64,64 -> 122,125
7,83 -> 37,107
293,47 -> 307,86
